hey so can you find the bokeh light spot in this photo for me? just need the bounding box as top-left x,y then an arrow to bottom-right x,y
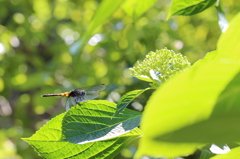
54,5 -> 67,19
174,40 -> 184,50
10,36 -> 20,47
61,52 -> 72,64
73,31 -> 80,40
3,140 -> 16,152
70,10 -> 82,22
93,61 -> 108,78
131,102 -> 143,111
44,77 -> 54,85
123,69 -> 131,78
118,39 -> 128,49
110,51 -> 121,61
88,34 -> 104,46
136,17 -> 148,29
33,0 -> 51,22
61,28 -> 79,45
0,78 -> 4,92
61,28 -> 72,38
107,91 -> 120,103
34,105 -> 45,115
0,96 -> 12,116
115,22 -> 124,30
18,64 -> 27,73
20,94 -> 30,103
29,16 -> 43,31
0,43 -> 6,54
13,13 -> 25,24
32,19 -> 43,30
12,74 -> 27,85
121,148 -> 133,158
64,35 -> 74,45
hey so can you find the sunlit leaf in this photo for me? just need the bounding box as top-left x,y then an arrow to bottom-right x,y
62,100 -> 142,144
23,100 -> 143,159
167,0 -> 217,19
137,13 -> 240,158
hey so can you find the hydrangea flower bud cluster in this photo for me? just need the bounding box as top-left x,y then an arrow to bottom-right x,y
130,48 -> 191,88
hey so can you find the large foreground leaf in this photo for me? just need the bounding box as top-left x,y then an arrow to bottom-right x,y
137,12 -> 240,158
23,100 -> 142,159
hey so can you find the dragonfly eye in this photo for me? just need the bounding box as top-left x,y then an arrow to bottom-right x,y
70,90 -> 86,96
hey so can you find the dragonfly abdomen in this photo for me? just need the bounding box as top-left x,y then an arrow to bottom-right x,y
41,92 -> 70,97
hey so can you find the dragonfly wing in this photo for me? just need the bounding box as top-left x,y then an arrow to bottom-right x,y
76,84 -> 106,92
65,97 -> 70,111
75,91 -> 99,103
70,96 -> 78,106
66,97 -> 78,111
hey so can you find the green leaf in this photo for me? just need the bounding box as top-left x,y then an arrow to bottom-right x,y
136,12 -> 240,158
23,100 -> 143,159
151,72 -> 240,144
62,100 -> 142,143
70,0 -> 125,55
133,75 -> 153,83
121,0 -> 157,19
167,0 -> 217,19
113,88 -> 150,116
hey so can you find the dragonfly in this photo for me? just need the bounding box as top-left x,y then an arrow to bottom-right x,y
41,84 -> 106,111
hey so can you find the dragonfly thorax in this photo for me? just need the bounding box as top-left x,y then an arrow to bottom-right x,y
69,90 -> 86,97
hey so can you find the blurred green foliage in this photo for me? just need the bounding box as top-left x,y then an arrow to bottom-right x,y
0,0 -> 239,158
